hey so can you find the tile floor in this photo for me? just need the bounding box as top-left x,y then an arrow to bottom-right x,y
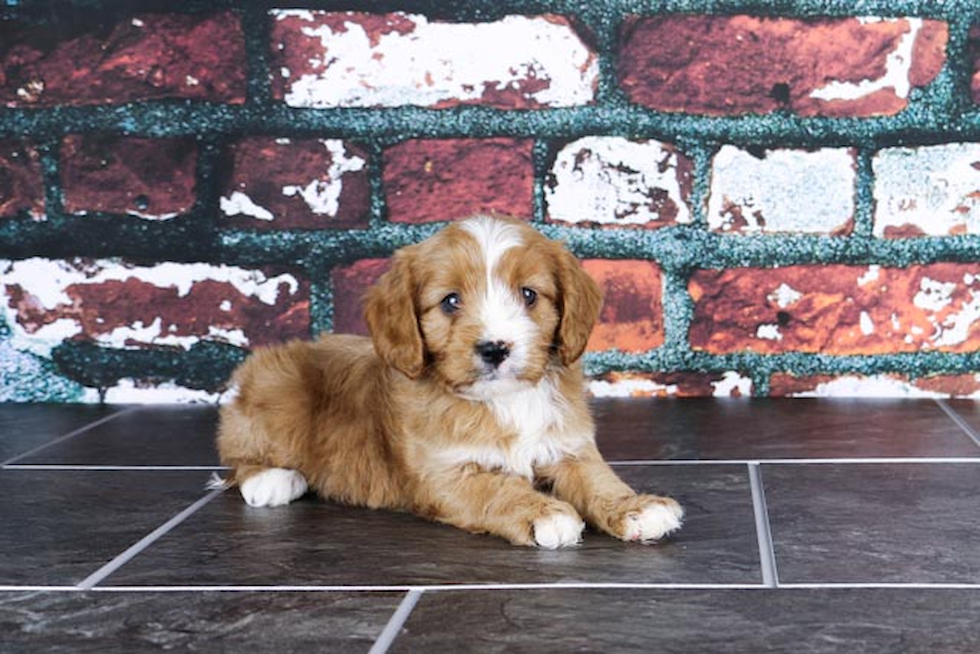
0,398 -> 979,652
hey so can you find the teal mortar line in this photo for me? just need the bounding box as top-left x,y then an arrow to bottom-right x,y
4,0 -> 980,397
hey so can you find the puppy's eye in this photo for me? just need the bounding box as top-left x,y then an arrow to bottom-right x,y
521,287 -> 537,308
441,293 -> 462,315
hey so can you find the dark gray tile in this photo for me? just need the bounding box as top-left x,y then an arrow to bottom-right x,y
765,463 -> 980,583
594,398 -> 979,461
105,465 -> 762,587
0,590 -> 401,653
0,469 -> 216,585
0,404 -> 120,464
15,405 -> 220,466
393,588 -> 980,654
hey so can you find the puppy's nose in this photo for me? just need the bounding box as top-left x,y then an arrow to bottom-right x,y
476,340 -> 510,367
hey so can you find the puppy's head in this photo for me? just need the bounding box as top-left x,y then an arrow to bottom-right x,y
364,216 -> 602,398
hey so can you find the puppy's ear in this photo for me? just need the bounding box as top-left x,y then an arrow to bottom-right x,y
554,245 -> 603,365
364,247 -> 425,378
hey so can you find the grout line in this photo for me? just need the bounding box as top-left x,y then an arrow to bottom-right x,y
748,463 -> 779,589
75,488 -> 224,591
368,589 -> 423,654
2,465 -> 227,471
610,457 -> 980,466
935,399 -> 980,451
0,407 -> 140,466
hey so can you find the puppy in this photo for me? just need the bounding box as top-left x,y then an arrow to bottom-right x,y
216,215 -> 682,548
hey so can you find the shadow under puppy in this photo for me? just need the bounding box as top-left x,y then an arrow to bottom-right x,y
216,215 -> 682,548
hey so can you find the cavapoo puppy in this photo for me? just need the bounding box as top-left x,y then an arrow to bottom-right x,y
216,215 -> 682,548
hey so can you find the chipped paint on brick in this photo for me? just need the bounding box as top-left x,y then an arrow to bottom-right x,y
271,11 -> 597,108
708,146 -> 856,234
809,18 -> 923,103
1,259 -> 307,356
91,379 -> 223,404
546,137 -> 693,228
873,143 -> 980,237
771,373 -> 943,398
280,140 -> 367,216
588,370 -> 752,398
690,264 -> 980,354
220,137 -> 370,230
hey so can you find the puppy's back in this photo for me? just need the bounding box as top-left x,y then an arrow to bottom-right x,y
216,334 -> 398,504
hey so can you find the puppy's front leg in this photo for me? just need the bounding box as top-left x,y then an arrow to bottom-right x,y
540,444 -> 683,543
423,465 -> 585,549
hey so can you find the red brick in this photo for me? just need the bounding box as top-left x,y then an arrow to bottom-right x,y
618,15 -> 946,117
690,263 -> 980,355
0,259 -> 309,351
0,12 -> 245,107
383,139 -> 533,223
970,25 -> 980,104
331,259 -> 391,335
590,370 -> 752,397
61,135 -> 196,218
584,260 -> 664,352
913,374 -> 980,398
220,137 -> 370,230
0,140 -> 43,219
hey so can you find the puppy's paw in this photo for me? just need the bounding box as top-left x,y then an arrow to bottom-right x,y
614,495 -> 684,543
532,509 -> 585,549
240,468 -> 308,507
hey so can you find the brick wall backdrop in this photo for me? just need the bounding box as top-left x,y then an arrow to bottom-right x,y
3,0 -> 980,402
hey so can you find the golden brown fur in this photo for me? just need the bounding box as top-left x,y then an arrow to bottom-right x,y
217,216 -> 682,548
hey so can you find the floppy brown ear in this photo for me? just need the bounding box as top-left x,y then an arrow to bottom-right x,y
554,245 -> 604,365
363,247 -> 425,378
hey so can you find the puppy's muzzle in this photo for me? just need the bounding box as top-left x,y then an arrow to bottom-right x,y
475,340 -> 511,368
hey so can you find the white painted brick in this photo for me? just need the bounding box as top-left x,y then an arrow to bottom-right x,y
873,143 -> 980,237
546,137 -> 693,227
271,11 -> 597,108
708,146 -> 856,234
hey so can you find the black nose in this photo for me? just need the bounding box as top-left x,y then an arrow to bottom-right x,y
476,340 -> 510,367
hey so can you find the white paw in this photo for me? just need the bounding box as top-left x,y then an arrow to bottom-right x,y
239,468 -> 308,508
532,512 -> 585,549
623,501 -> 684,542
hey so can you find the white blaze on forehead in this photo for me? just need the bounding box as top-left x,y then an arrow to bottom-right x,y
459,216 -> 534,345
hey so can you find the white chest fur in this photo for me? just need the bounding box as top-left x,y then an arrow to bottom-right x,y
438,378 -> 582,479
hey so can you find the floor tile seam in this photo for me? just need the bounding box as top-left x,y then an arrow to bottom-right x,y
74,487 -> 225,591
0,407 -> 140,466
369,589 -> 424,654
935,399 -> 980,451
1,464 -> 227,471
610,457 -> 980,466
747,462 -> 780,589
85,583 -> 771,592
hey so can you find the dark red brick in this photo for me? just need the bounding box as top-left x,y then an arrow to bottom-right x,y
331,259 -> 391,335
0,140 -> 43,219
383,138 -> 534,223
61,135 -> 196,218
618,15 -> 946,117
0,12 -> 245,107
969,24 -> 980,104
220,137 -> 370,230
583,260 -> 664,352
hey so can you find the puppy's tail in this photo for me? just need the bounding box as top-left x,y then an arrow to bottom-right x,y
206,471 -> 236,491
